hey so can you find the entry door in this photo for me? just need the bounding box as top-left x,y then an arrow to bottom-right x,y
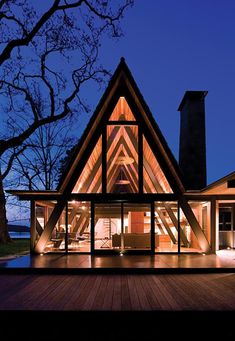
93,202 -> 152,253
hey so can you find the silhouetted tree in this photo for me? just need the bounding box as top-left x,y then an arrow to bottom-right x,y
0,0 -> 133,243
11,122 -> 75,190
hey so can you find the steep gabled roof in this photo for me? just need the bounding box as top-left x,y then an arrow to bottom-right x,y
57,57 -> 185,194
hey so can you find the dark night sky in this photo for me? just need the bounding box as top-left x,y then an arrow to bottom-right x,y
76,0 -> 235,185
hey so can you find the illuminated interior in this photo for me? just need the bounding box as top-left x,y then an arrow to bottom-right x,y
94,203 -> 151,250
107,125 -> 138,193
36,201 -> 91,253
72,138 -> 102,193
143,136 -> 172,193
33,95 -> 211,254
109,96 -> 136,121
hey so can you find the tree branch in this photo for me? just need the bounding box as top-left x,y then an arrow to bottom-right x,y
2,146 -> 27,179
0,0 -> 62,65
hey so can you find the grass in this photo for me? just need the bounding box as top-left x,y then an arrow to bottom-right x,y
0,239 -> 30,257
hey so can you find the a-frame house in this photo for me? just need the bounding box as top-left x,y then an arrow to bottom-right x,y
10,58 -> 218,255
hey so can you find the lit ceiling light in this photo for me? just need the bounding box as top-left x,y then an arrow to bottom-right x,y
116,179 -> 130,185
115,167 -> 130,185
115,156 -> 134,165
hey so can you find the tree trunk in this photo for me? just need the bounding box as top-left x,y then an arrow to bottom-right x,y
0,170 -> 11,243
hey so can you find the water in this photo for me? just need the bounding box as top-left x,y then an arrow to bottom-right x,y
9,232 -> 30,239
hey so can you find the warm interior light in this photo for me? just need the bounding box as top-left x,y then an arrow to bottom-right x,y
115,179 -> 130,185
115,156 -> 134,165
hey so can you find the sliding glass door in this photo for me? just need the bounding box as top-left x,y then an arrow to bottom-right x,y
93,202 -> 152,253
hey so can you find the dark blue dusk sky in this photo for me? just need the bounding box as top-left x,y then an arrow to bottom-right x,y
76,0 -> 235,185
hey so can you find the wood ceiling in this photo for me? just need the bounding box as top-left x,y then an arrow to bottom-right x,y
72,97 -> 172,194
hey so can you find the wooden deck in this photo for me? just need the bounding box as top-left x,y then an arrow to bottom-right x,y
1,272 -> 235,311
1,272 -> 235,340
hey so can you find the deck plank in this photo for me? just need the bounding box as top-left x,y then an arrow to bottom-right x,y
102,275 -> 114,310
112,275 -> 121,310
121,275 -> 131,310
1,273 -> 235,311
127,275 -> 141,311
132,275 -> 151,310
81,275 -> 103,310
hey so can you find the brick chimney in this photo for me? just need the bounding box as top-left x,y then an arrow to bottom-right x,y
178,91 -> 207,190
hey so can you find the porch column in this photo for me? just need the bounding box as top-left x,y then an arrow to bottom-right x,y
30,200 -> 36,253
211,199 -> 219,253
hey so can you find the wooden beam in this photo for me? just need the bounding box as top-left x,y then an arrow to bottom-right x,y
138,127 -> 143,193
36,219 -> 43,236
78,216 -> 90,235
30,201 -> 36,253
144,158 -> 189,245
68,208 -> 77,225
34,201 -> 66,254
210,199 -> 216,253
79,155 -> 102,193
102,128 -> 107,193
154,216 -> 165,235
155,208 -> 177,244
179,196 -> 211,253
72,213 -> 89,233
35,201 -> 56,208
164,203 -> 189,247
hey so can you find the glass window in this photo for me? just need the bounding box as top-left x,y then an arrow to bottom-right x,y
123,203 -> 151,250
94,203 -> 122,250
109,97 -> 136,121
44,206 -> 66,252
35,201 -> 54,250
143,136 -> 172,193
72,137 -> 102,193
180,201 -> 211,253
219,208 -> 232,231
67,201 -> 91,252
155,201 -> 178,252
107,125 -> 138,193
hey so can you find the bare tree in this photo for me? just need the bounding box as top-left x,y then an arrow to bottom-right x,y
14,122 -> 75,190
0,0 -> 133,243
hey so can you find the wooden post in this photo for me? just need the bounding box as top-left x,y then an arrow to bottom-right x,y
91,203 -> 95,252
102,128 -> 107,194
211,199 -> 219,253
138,127 -> 143,193
30,200 -> 36,253
151,202 -> 155,254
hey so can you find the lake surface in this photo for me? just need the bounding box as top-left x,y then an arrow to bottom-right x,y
9,232 -> 30,239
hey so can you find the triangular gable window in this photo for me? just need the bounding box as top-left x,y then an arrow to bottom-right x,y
143,135 -> 172,193
109,96 -> 136,121
107,125 -> 138,193
72,137 -> 102,193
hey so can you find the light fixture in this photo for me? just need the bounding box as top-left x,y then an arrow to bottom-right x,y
115,167 -> 130,185
116,179 -> 130,185
115,156 -> 134,165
